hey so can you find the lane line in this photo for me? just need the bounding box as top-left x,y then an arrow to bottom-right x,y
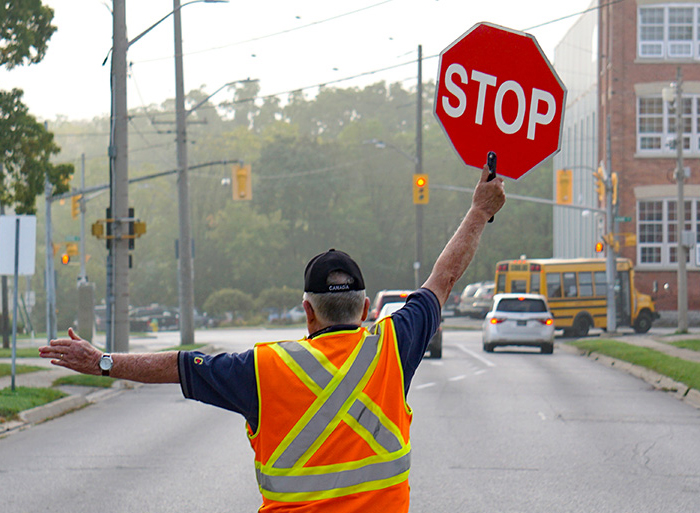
448,375 -> 467,382
414,382 -> 436,390
456,344 -> 496,367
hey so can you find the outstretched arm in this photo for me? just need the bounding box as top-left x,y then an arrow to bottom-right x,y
39,328 -> 180,384
422,164 -> 506,306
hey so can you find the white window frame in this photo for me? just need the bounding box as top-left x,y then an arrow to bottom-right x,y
638,4 -> 700,59
637,95 -> 698,155
637,198 -> 698,268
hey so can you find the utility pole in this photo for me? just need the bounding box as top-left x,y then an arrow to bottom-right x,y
674,67 -> 688,333
414,44 -> 423,290
44,176 -> 57,341
173,0 -> 195,345
605,116 -> 617,333
109,0 -> 130,353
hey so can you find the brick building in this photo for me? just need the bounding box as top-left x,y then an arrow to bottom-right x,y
554,0 -> 700,318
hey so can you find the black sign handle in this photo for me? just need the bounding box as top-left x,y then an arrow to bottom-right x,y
486,151 -> 497,223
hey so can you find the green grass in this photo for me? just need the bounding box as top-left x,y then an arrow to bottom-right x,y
0,362 -> 45,378
570,339 -> 700,391
670,339 -> 700,352
0,387 -> 67,421
52,374 -> 115,388
0,347 -> 43,358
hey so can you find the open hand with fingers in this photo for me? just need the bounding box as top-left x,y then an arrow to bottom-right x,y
39,327 -> 103,376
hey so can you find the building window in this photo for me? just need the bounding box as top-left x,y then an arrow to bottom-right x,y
637,95 -> 697,154
638,199 -> 698,267
638,5 -> 700,59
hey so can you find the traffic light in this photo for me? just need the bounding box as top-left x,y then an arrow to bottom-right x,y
595,241 -> 604,253
232,164 -> 252,200
593,167 -> 606,204
611,172 -> 618,205
71,194 -> 82,219
413,174 -> 429,204
556,169 -> 573,205
60,253 -> 70,265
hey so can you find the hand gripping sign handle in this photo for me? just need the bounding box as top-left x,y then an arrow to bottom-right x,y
486,151 -> 497,223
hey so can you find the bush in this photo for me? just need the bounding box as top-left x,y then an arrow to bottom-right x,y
257,286 -> 303,314
203,288 -> 254,319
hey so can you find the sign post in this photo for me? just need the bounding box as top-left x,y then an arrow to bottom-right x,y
434,22 -> 567,180
0,215 -> 37,391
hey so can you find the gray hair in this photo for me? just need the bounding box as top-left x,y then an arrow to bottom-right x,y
303,271 -> 366,325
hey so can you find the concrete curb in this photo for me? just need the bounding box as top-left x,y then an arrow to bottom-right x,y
560,342 -> 700,411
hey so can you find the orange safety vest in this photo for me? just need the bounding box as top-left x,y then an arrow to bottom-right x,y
248,318 -> 413,512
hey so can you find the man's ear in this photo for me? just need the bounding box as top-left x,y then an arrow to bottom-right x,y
360,297 -> 370,322
302,300 -> 316,324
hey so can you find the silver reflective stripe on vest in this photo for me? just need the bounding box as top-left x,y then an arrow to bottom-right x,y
279,340 -> 403,454
273,334 -> 380,469
258,452 -> 411,494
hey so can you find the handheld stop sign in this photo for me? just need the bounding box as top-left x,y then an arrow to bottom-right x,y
434,22 -> 567,183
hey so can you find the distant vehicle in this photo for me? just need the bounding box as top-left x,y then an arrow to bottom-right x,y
493,257 -> 659,336
482,293 -> 555,354
377,301 -> 442,359
459,282 -> 495,319
284,304 -> 307,324
441,292 -> 461,317
368,290 -> 413,321
129,304 -> 179,332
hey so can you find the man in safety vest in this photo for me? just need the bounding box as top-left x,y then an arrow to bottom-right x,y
40,164 -> 505,512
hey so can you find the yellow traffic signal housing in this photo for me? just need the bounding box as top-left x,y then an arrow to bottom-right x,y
65,242 -> 79,257
611,172 -> 618,205
556,169 -> 573,205
71,194 -> 82,219
413,174 -> 429,204
232,164 -> 252,200
594,167 -> 606,204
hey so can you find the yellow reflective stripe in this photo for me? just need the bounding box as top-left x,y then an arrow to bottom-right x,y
270,343 -> 324,395
268,334 -> 369,469
290,334 -> 382,469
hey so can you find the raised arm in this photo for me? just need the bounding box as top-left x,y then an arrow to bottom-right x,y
422,164 -> 505,306
39,327 -> 180,383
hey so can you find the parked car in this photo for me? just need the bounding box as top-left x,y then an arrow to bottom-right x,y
460,282 -> 495,318
482,293 -> 555,354
377,301 -> 442,359
368,290 -> 413,321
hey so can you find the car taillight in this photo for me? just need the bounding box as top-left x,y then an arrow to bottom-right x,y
538,318 -> 554,326
490,317 -> 506,324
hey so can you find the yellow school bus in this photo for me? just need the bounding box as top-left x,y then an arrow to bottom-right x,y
493,258 -> 659,336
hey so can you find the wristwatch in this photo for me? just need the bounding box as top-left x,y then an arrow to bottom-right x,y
99,353 -> 114,377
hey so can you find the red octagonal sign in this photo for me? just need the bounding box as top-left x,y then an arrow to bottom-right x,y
434,22 -> 567,180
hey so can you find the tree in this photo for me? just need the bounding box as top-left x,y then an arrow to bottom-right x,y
0,88 -> 73,213
1,1 -> 70,349
0,0 -> 56,69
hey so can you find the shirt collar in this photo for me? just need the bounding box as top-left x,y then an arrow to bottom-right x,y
307,324 -> 362,339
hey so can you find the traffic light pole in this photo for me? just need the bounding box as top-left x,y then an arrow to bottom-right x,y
414,45 -> 423,290
605,116 -> 617,333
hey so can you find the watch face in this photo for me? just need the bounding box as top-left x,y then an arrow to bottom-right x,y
100,355 -> 112,370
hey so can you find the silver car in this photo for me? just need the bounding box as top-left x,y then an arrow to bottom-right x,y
482,293 -> 555,354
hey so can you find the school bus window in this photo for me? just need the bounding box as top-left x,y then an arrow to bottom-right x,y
594,271 -> 607,296
563,272 -> 577,297
546,273 -> 562,297
530,273 -> 540,294
511,280 -> 527,293
579,272 -> 593,297
497,273 -> 506,293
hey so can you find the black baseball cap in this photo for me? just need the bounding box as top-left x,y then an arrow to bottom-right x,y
304,249 -> 365,293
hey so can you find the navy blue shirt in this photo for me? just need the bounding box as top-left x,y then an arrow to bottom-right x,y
179,288 -> 441,432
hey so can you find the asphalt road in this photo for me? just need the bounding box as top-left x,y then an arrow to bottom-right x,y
1,328 -> 699,512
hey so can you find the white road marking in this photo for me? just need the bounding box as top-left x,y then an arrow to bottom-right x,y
474,369 -> 487,376
538,412 -> 547,421
456,344 -> 496,367
449,375 -> 467,382
414,382 -> 436,390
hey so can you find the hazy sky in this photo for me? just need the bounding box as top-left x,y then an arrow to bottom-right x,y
1,0 -> 594,121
